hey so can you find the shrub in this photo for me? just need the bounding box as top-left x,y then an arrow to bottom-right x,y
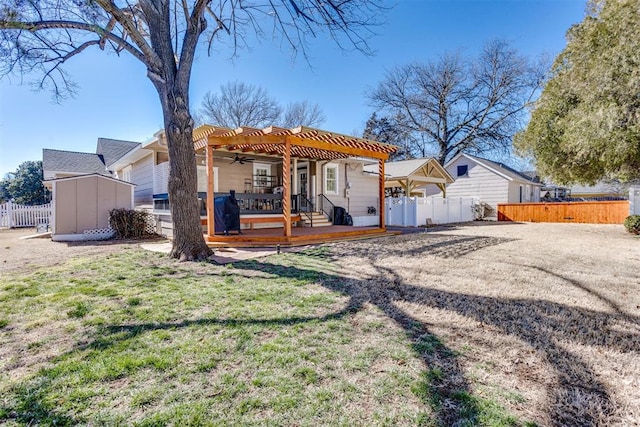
109,208 -> 156,239
624,215 -> 640,235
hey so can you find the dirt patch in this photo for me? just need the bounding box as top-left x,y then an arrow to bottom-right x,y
0,228 -> 165,273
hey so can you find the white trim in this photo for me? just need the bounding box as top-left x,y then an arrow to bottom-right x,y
51,181 -> 57,234
108,147 -> 152,172
323,163 -> 339,195
43,173 -> 136,186
52,232 -> 114,242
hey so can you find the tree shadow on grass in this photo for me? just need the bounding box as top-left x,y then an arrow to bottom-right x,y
227,234 -> 639,426
4,233 -> 638,426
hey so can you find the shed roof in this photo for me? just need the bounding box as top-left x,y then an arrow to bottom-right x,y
42,149 -> 108,175
43,172 -> 136,186
193,125 -> 397,161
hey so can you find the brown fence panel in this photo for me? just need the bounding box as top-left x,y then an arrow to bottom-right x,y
497,201 -> 629,224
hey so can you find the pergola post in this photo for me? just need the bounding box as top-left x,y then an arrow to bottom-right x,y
283,139 -> 292,237
292,157 -> 298,195
206,144 -> 215,237
379,159 -> 385,229
437,183 -> 447,198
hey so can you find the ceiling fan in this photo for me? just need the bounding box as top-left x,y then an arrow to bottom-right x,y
230,153 -> 254,164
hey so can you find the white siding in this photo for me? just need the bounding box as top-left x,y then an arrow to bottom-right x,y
444,157 -> 509,218
320,161 -> 379,217
131,154 -> 154,205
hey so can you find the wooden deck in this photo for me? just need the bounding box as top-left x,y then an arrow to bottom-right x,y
205,225 -> 395,247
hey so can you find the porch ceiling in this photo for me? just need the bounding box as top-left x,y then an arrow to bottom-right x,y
193,125 -> 397,161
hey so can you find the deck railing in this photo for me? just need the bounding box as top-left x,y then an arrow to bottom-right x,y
317,194 -> 335,223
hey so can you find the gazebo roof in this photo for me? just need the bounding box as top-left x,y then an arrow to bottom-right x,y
193,125 -> 397,161
364,157 -> 454,187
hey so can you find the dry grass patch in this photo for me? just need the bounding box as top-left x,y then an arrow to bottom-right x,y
0,223 -> 637,426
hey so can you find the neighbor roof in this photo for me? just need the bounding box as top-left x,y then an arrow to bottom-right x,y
96,138 -> 140,168
42,149 -> 108,175
448,153 -> 541,184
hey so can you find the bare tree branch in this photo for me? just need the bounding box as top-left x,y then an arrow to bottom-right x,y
369,40 -> 544,164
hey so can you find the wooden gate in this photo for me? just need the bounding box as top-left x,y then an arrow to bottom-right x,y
497,201 -> 629,224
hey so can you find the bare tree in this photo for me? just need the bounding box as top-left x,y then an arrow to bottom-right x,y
281,100 -> 326,128
200,82 -> 325,129
369,40 -> 545,165
0,0 -> 384,260
200,81 -> 282,128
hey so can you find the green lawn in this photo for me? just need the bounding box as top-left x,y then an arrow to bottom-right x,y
0,245 -> 531,426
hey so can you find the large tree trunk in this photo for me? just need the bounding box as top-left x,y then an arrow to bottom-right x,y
160,86 -> 213,261
140,0 -> 212,261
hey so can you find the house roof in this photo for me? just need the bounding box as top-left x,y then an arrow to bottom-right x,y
96,138 -> 140,168
448,153 -> 542,185
193,125 -> 397,161
364,157 -> 454,187
42,149 -> 109,175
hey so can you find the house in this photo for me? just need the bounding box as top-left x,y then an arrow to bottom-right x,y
42,125 -> 396,245
425,153 -> 542,219
192,125 -> 396,244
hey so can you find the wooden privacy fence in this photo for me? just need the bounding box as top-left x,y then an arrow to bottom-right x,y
497,201 -> 629,224
0,201 -> 52,228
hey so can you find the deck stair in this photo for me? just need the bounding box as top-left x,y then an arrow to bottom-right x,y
301,211 -> 332,227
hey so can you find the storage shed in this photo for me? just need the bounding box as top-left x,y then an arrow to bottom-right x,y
44,174 -> 134,241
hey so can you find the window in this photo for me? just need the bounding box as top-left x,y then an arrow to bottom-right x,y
253,163 -> 271,188
121,166 -> 132,183
324,163 -> 338,195
457,165 -> 468,177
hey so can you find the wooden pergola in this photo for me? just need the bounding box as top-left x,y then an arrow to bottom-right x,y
193,125 -> 397,244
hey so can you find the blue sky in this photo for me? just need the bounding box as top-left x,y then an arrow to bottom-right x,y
0,0 -> 587,176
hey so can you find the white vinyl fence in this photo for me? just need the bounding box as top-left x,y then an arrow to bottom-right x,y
0,201 -> 52,228
631,186 -> 640,215
385,196 -> 476,227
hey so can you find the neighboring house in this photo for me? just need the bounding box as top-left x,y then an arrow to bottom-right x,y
426,153 -> 542,219
540,180 -> 628,201
568,182 -> 626,199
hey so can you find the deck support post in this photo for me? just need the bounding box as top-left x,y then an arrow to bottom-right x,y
379,159 -> 385,229
206,144 -> 215,237
283,139 -> 292,237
